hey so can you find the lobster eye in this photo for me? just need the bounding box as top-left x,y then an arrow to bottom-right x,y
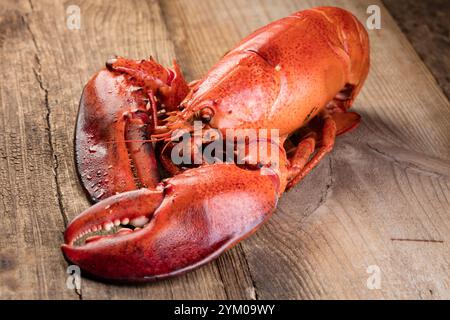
199,107 -> 214,123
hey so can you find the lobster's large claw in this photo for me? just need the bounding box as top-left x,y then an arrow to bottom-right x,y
62,164 -> 279,282
76,69 -> 160,202
76,57 -> 190,202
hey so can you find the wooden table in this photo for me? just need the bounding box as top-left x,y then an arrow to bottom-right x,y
1,0 -> 449,299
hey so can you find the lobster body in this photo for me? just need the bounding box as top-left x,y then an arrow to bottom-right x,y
184,7 -> 369,138
63,7 -> 370,282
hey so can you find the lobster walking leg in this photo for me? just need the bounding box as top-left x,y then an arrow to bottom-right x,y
287,136 -> 316,179
332,111 -> 361,136
286,81 -> 363,190
286,114 -> 337,190
327,84 -> 362,135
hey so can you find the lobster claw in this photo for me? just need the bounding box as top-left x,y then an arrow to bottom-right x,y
76,57 -> 189,202
76,69 -> 160,202
62,164 -> 280,282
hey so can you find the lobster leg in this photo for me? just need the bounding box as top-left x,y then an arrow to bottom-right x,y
333,111 -> 361,136
287,135 -> 316,177
286,80 -> 362,190
286,114 -> 337,190
62,164 -> 280,282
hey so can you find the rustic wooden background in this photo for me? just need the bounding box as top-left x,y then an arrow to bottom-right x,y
0,0 -> 449,299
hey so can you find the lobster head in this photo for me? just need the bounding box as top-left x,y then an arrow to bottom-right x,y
156,46 -> 286,143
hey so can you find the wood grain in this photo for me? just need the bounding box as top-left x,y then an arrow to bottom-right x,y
383,0 -> 450,99
0,0 -> 75,299
0,0 -> 449,299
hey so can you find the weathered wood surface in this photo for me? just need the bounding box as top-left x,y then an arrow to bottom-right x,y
0,0 -> 449,299
383,0 -> 450,99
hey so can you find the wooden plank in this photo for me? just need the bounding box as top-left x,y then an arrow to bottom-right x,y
0,0 -> 77,299
383,0 -> 450,99
161,0 -> 450,299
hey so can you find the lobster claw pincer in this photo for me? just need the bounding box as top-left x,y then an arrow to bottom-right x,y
62,164 -> 279,282
76,69 -> 159,202
76,57 -> 189,202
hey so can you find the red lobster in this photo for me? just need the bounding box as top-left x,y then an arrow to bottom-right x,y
62,7 -> 369,282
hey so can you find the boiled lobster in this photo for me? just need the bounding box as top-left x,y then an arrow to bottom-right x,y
62,7 -> 370,282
